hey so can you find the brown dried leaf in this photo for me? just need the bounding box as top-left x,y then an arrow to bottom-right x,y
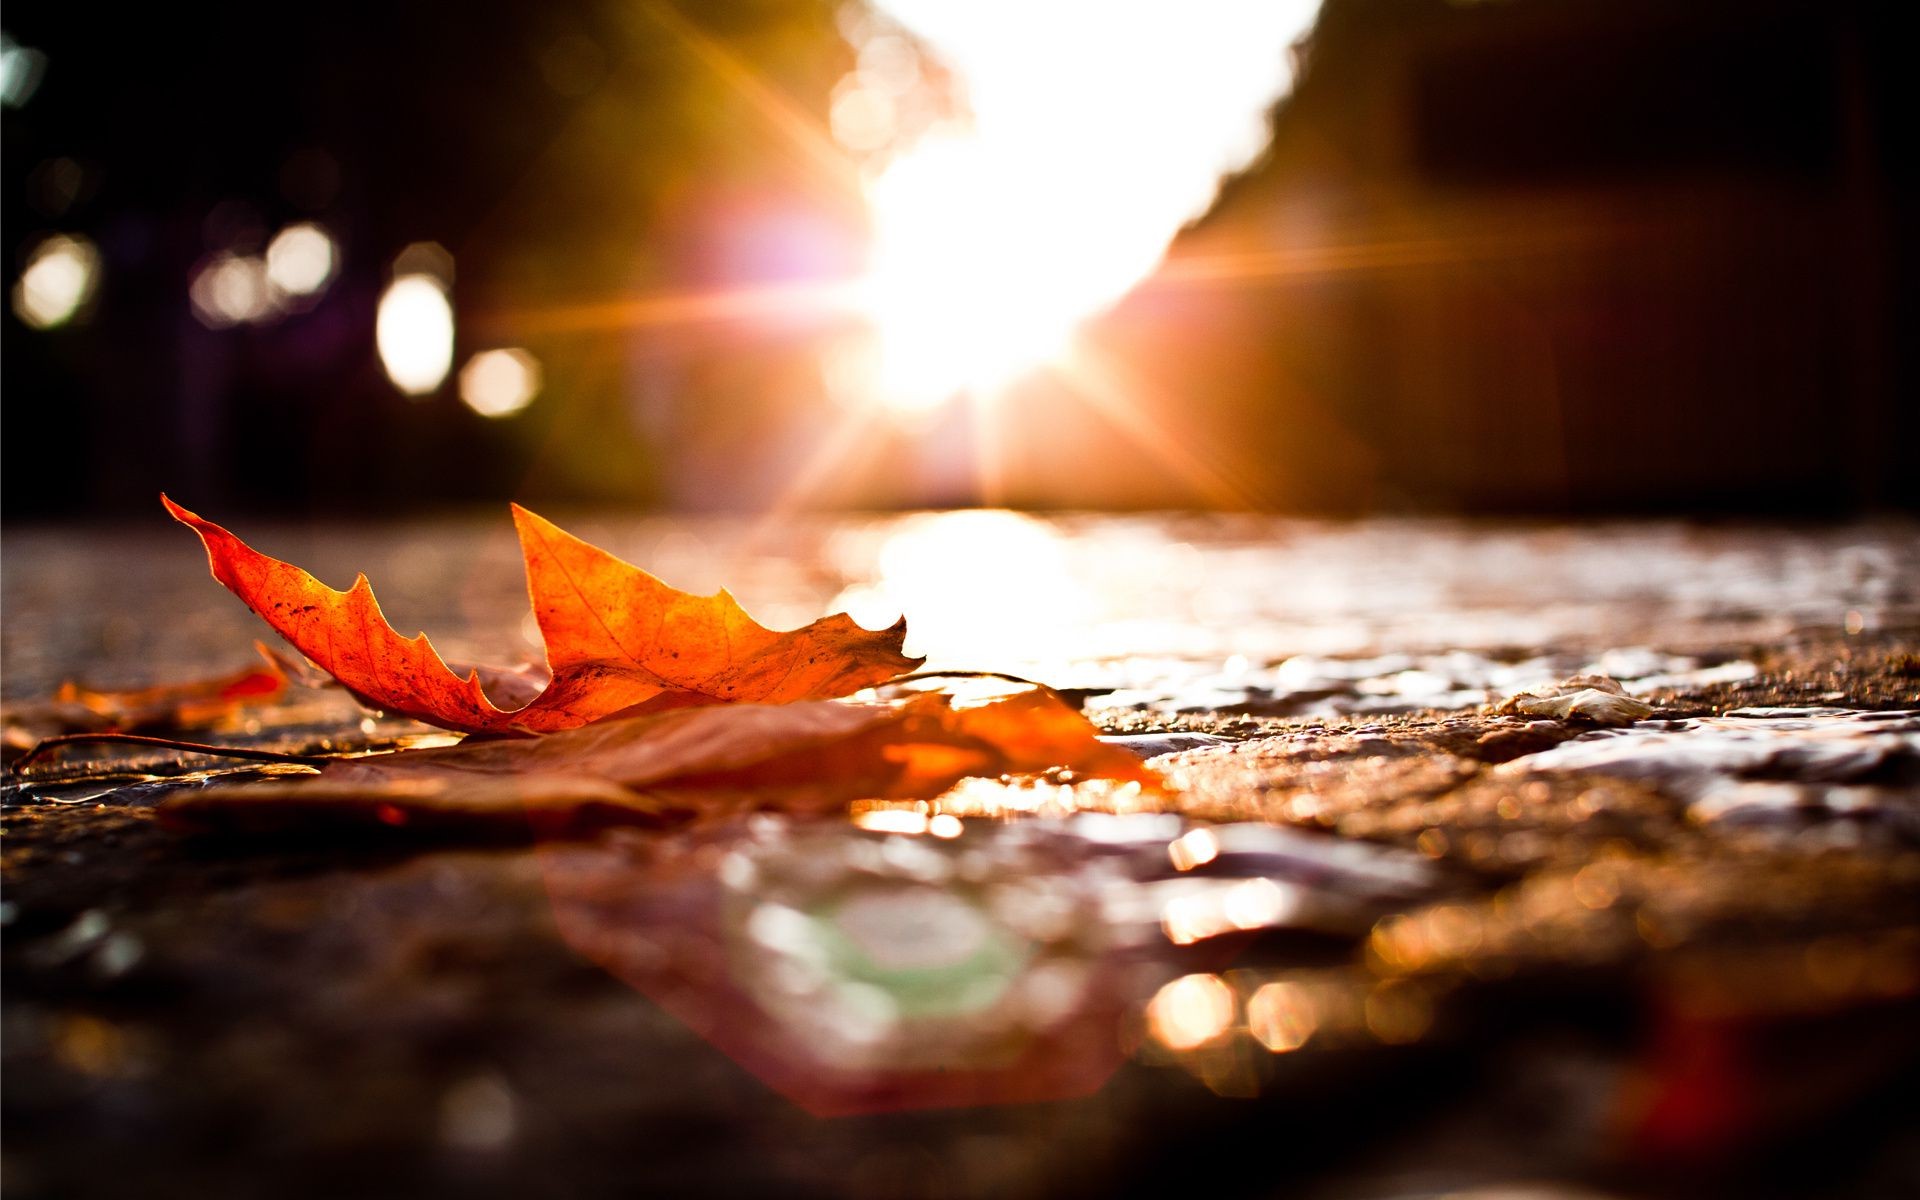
155,689 -> 1160,837
1492,673 -> 1654,726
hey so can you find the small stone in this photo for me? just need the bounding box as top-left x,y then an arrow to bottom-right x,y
1493,675 -> 1654,727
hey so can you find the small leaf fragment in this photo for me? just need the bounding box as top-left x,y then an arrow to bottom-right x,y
2,653 -> 287,752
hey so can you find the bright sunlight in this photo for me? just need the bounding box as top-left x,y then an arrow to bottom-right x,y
844,0 -> 1323,413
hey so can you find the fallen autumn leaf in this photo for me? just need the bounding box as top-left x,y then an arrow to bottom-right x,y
162,495 -> 920,735
154,688 -> 1160,836
1,650 -> 288,755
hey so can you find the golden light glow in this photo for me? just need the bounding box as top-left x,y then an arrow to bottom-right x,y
829,83 -> 895,155
845,0 -> 1323,411
854,134 -> 1092,409
1147,973 -> 1235,1051
1168,828 -> 1220,872
1364,982 -> 1433,1045
918,776 -> 1147,822
1223,877 -> 1293,929
851,808 -> 929,835
847,807 -> 964,839
1160,895 -> 1210,947
1247,982 -> 1317,1053
856,33 -> 921,96
12,234 -> 100,329
459,348 -> 542,418
1161,878 -> 1297,945
830,509 -> 1088,672
377,273 -> 456,396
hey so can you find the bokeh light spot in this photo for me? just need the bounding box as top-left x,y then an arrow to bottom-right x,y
265,223 -> 338,297
1247,982 -> 1317,1053
830,83 -> 896,154
12,234 -> 100,330
1168,827 -> 1220,871
851,808 -> 927,835
458,348 -> 543,418
377,273 -> 456,396
855,33 -> 921,96
189,253 -> 276,328
0,32 -> 47,108
1147,973 -> 1235,1051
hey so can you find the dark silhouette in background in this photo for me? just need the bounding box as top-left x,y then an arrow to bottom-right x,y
3,0 -> 1912,517
1079,0 -> 1915,513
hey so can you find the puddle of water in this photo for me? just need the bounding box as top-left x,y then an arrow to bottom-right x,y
537,808 -> 1442,1115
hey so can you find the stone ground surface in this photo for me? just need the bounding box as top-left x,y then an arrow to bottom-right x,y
3,512 -> 1918,1199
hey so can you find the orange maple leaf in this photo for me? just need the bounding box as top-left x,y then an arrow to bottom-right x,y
162,496 -> 920,734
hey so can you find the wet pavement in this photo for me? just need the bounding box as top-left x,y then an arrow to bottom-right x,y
3,511 -> 1919,1198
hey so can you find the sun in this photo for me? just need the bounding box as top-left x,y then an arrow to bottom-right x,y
851,133 -> 1112,412
836,0 -> 1324,415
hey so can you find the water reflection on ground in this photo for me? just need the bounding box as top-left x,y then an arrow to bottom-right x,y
4,509 -> 1913,697
538,807 -> 1444,1115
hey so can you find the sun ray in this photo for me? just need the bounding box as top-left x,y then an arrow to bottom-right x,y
1047,347 -> 1257,510
641,0 -> 862,199
965,373 -> 1009,508
472,276 -> 862,340
1154,220 -> 1625,292
739,402 -> 892,554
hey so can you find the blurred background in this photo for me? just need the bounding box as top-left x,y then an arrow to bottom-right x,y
3,0 -> 1913,519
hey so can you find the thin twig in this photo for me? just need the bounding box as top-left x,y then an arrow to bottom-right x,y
12,733 -> 333,774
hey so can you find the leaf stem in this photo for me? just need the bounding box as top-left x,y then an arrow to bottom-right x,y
11,734 -> 333,774
885,669 -> 1059,694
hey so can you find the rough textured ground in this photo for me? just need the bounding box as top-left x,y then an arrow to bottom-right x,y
4,513 -> 1918,1199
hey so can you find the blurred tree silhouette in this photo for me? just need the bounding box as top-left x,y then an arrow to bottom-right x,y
1079,0 -> 1914,513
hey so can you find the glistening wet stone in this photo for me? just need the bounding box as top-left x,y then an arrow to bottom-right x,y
3,513 -> 1918,1198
